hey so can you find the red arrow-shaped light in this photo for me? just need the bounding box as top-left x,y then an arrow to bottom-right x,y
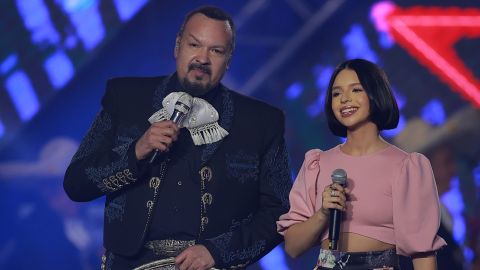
382,5 -> 480,108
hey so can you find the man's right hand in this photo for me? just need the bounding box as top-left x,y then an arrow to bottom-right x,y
135,120 -> 180,160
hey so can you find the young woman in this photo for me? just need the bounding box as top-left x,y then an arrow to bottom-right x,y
277,59 -> 446,270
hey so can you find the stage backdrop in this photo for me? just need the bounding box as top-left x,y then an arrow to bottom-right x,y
0,1 -> 479,269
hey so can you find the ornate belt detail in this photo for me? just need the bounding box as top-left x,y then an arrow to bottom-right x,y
144,239 -> 196,257
140,240 -> 226,269
133,257 -> 176,270
133,257 -> 222,270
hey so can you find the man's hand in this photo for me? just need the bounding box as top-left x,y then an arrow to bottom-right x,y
175,245 -> 215,270
135,121 -> 179,160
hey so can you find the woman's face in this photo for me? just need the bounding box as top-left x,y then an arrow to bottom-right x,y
331,69 -> 371,130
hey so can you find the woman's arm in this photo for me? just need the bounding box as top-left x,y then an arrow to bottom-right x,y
284,211 -> 327,258
284,183 -> 348,258
412,252 -> 437,270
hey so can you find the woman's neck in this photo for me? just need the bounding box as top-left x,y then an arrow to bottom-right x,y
342,122 -> 389,156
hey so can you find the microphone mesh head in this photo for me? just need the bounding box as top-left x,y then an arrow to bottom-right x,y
331,168 -> 347,185
175,93 -> 193,114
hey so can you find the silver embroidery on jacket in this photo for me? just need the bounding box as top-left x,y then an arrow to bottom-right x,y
72,110 -> 112,162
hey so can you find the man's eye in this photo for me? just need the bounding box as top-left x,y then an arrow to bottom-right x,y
212,48 -> 225,55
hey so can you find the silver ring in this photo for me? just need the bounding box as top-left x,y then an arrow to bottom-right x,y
330,190 -> 336,197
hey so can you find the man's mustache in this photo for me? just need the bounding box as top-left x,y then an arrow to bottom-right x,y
188,63 -> 211,75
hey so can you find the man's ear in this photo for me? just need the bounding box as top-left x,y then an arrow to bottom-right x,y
226,53 -> 233,70
174,37 -> 180,58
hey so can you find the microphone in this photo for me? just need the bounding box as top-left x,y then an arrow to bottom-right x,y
148,93 -> 193,164
328,168 -> 347,250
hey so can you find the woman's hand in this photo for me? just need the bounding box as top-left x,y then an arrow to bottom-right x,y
321,183 -> 349,217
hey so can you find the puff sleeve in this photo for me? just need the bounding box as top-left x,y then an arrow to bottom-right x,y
277,149 -> 321,234
393,152 -> 446,256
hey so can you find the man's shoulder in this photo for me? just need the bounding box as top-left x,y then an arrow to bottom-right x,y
106,75 -> 167,90
227,89 -> 283,117
103,76 -> 168,103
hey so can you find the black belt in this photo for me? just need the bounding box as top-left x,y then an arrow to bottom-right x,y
316,248 -> 400,270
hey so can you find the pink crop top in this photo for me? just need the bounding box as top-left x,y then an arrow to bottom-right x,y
277,144 -> 446,256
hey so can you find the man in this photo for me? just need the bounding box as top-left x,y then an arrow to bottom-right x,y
64,6 -> 292,270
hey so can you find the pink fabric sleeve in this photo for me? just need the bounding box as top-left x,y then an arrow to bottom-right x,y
393,152 -> 447,256
277,149 -> 321,235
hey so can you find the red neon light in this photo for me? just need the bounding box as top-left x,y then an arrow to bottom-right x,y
385,7 -> 480,108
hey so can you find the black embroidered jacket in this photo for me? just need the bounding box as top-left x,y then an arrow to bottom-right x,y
63,75 -> 292,268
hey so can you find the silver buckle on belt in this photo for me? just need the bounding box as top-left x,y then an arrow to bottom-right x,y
133,257 -> 176,270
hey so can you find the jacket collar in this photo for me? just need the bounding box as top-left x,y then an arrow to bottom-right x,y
200,86 -> 234,165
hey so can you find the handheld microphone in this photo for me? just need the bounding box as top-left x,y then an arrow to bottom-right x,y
328,168 -> 347,250
148,93 -> 192,164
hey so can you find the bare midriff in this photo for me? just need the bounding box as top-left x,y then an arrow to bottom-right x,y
320,232 -> 395,252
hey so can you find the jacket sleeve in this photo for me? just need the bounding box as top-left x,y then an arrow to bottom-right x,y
63,79 -> 146,202
199,109 -> 293,269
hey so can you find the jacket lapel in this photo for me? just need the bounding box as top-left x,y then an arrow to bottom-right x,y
152,74 -> 173,112
200,87 -> 234,165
